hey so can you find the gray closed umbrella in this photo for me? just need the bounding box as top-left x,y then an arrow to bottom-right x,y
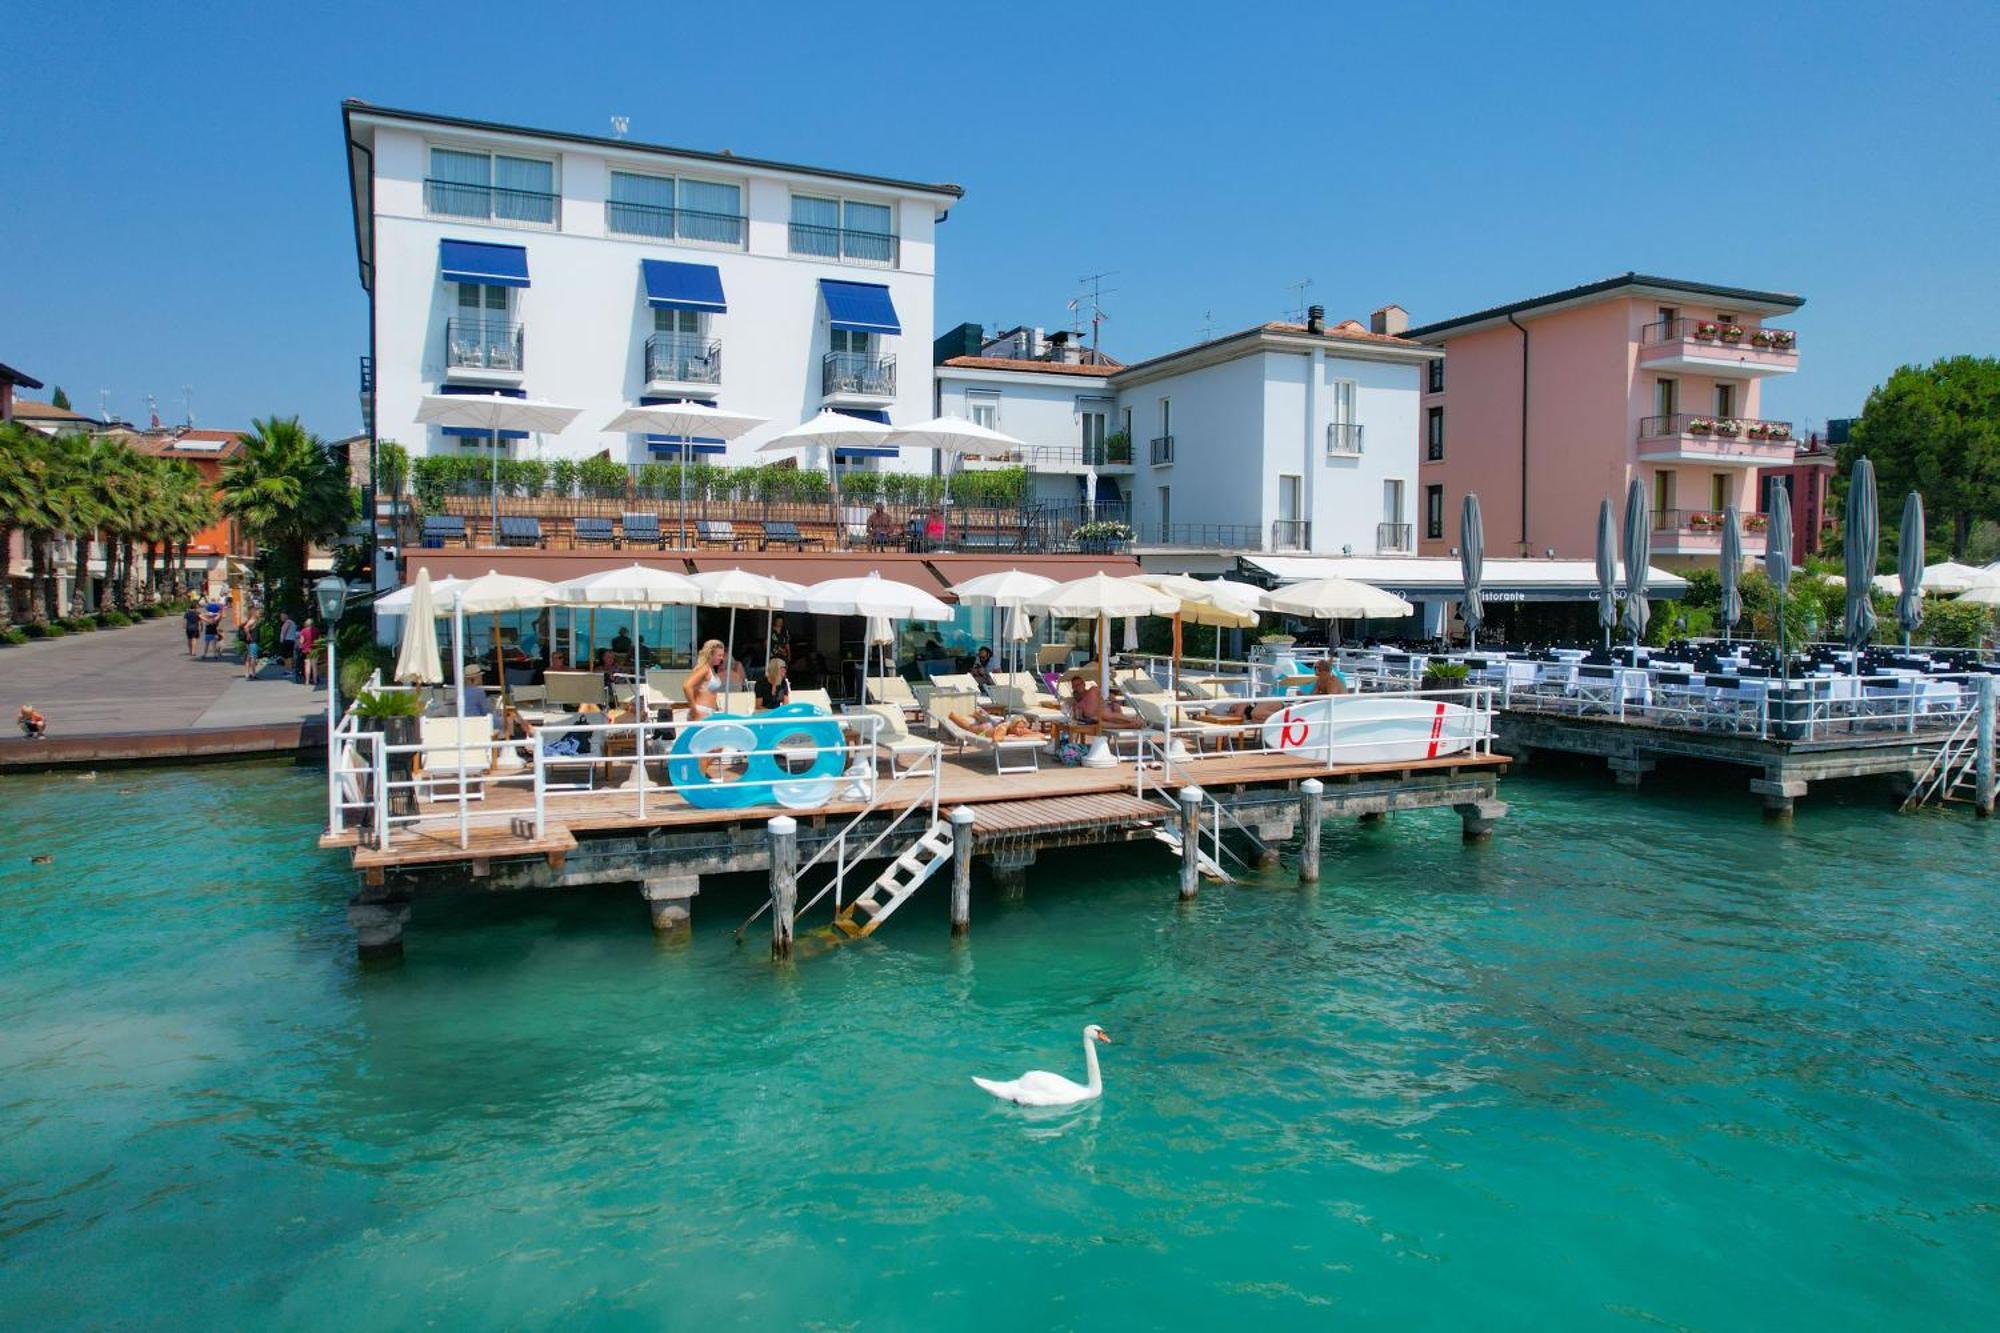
1844,457 -> 1879,654
1897,490 -> 1926,645
1594,498 -> 1618,652
1765,481 -> 1792,675
1620,477 -> 1650,646
1719,506 -> 1743,643
1459,493 -> 1485,650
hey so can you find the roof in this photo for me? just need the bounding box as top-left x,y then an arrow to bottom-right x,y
1241,553 -> 1689,601
9,398 -> 92,423
1112,316 -> 1434,386
939,356 -> 1119,378
1405,272 -> 1805,341
0,362 -> 43,390
133,429 -> 246,460
1261,319 -> 1423,347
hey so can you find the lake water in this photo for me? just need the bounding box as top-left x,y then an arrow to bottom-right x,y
2,762 -> 1995,1328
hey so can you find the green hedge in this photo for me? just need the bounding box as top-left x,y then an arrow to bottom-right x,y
410,455 -> 1030,509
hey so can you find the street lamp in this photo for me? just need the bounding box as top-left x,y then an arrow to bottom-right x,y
316,574 -> 349,835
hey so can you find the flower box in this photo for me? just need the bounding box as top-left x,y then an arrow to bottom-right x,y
1687,417 -> 1716,435
1745,514 -> 1770,533
1688,512 -> 1721,532
1713,419 -> 1743,437
1719,325 -> 1746,343
1747,424 -> 1770,439
1766,423 -> 1790,441
1693,322 -> 1720,341
1770,330 -> 1796,350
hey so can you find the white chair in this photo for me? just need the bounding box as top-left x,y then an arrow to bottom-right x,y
415,717 -> 494,801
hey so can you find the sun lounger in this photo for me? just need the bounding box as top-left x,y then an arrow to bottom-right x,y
925,689 -> 980,735
544,670 -> 607,710
622,513 -> 666,549
1129,692 -> 1244,752
497,516 -> 545,548
938,711 -> 1045,774
854,704 -> 941,772
572,516 -> 617,548
790,688 -> 835,714
931,672 -> 986,701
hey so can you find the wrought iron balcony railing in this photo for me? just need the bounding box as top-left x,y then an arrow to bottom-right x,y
822,351 -> 896,398
445,318 -> 525,372
788,222 -> 899,267
646,333 -> 722,385
607,200 -> 747,246
424,178 -> 559,226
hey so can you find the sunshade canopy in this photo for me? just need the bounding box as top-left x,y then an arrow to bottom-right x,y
757,409 -> 898,454
377,573 -> 464,612
416,394 -> 582,435
603,402 -> 766,439
1921,561 -> 1989,594
439,239 -> 529,287
687,567 -> 794,611
453,570 -> 553,614
1135,573 -> 1263,628
799,571 -> 952,621
887,414 -> 1027,459
642,259 -> 726,314
945,569 -> 1057,608
1259,576 -> 1412,620
545,563 -> 700,608
1025,572 -> 1179,619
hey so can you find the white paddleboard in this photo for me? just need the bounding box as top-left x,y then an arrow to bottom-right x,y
1260,695 -> 1477,764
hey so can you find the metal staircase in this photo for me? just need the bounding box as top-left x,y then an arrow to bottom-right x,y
1149,823 -> 1234,881
831,819 -> 955,938
1902,710 -> 1983,811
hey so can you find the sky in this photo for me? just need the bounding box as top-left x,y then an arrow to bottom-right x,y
5,1 -> 1996,439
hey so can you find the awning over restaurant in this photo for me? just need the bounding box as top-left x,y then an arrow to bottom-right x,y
642,259 -> 727,314
1239,554 -> 1687,604
820,279 -> 901,335
439,238 -> 530,287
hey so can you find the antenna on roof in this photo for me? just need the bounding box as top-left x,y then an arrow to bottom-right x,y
1074,271 -> 1117,361
182,385 -> 194,427
98,389 -> 111,422
1285,277 -> 1314,323
1199,310 -> 1214,343
147,393 -> 160,430
610,115 -> 630,139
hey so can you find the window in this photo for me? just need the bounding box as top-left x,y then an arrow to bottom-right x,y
1711,473 -> 1729,512
1079,407 -> 1107,453
1714,382 -> 1735,417
1382,479 -> 1404,525
968,393 -> 999,431
608,171 -> 743,244
1158,486 -> 1171,530
829,328 -> 872,357
1278,474 -> 1301,522
789,193 -> 897,265
427,147 -> 556,224
1150,399 -> 1174,465
448,284 -> 518,370
1654,470 -> 1676,515
1654,378 -> 1678,419
1160,398 -> 1172,437
1426,484 -> 1445,539
1426,406 -> 1445,461
1329,379 -> 1356,423
1427,357 -> 1444,393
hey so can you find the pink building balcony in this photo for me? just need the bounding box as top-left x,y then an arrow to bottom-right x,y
1636,414 -> 1798,465
1638,318 -> 1798,378
1650,508 -> 1772,557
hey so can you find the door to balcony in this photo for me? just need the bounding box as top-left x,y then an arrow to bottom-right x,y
446,284 -> 523,384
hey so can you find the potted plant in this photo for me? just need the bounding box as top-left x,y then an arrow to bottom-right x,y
1689,511 -> 1720,532
1745,514 -> 1770,533
1073,519 -> 1134,554
1771,329 -> 1796,350
1687,416 -> 1715,435
1719,324 -> 1746,343
1714,418 -> 1743,437
1693,321 -> 1720,341
353,687 -> 424,816
1747,423 -> 1769,440
1422,660 -> 1471,690
1767,422 -> 1790,441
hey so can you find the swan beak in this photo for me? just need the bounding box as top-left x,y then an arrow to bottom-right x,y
1095,1031 -> 1112,1044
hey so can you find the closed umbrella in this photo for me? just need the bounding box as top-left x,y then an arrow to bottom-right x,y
1897,491 -> 1926,645
1844,457 -> 1879,655
1594,499 -> 1619,652
603,404 -> 768,548
1620,478 -> 1651,647
1765,480 -> 1792,675
1719,506 -> 1743,645
393,567 -> 443,685
1460,493 -> 1485,649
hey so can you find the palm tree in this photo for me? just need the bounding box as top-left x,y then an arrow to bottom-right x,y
29,432 -> 98,624
220,416 -> 352,616
0,424 -> 45,628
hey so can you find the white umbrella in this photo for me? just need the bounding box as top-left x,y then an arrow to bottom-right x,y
886,413 -> 1028,459
757,409 -> 897,456
1921,561 -> 1989,595
604,404 -> 768,547
799,570 -> 953,621
1135,573 -> 1261,696
946,568 -> 1057,608
392,567 -> 443,685
1955,580 -> 2000,607
1259,576 -> 1412,680
689,568 -> 794,692
1025,573 -> 1178,766
416,394 -> 584,542
547,564 -> 702,680
376,573 -> 464,613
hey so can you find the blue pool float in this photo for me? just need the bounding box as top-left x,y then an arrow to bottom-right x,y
666,703 -> 848,810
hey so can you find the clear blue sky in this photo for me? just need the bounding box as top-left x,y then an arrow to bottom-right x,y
7,1 -> 1995,438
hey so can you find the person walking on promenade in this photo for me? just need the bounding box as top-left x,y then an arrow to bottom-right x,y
184,598 -> 202,657
279,613 -> 299,679
200,601 -> 224,659
240,607 -> 262,679
299,618 -> 320,689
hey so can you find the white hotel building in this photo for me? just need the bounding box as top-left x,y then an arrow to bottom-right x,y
341,101 -> 961,471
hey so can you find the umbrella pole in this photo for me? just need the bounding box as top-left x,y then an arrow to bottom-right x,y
726,608 -> 738,704
491,611 -> 509,711
454,599 -> 468,850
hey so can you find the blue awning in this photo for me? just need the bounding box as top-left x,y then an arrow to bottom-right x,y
834,447 -> 899,460
820,280 -> 901,335
647,440 -> 727,456
642,260 -> 727,314
439,384 -> 528,439
440,239 -> 530,288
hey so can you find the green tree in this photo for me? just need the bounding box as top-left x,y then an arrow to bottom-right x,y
219,416 -> 353,617
1845,356 -> 2000,558
50,386 -> 70,411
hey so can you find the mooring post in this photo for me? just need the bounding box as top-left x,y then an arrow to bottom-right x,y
1178,784 -> 1204,900
768,815 -> 797,961
949,805 -> 975,937
1298,778 -> 1324,884
1977,675 -> 1996,817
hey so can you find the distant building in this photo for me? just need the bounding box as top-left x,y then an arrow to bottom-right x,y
130,428 -> 253,579
933,323 -> 1123,511
8,396 -> 99,435
0,362 -> 43,424
1406,273 -> 1804,571
1757,431 -> 1839,565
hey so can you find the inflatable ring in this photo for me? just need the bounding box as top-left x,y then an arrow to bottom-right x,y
667,704 -> 847,810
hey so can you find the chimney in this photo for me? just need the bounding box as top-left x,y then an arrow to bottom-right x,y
1305,304 -> 1325,335
1370,304 -> 1410,336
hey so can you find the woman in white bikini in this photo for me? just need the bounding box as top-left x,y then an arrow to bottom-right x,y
682,640 -> 746,719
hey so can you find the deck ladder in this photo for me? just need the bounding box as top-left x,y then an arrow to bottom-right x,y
829,819 -> 956,938
1901,710 -> 1981,811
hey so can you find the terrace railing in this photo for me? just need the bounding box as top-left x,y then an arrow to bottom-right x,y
1638,412 -> 1794,444
1271,518 -> 1311,550
606,200 -> 747,246
1639,317 -> 1799,352
788,222 -> 899,266
425,178 -> 559,226
1326,422 -> 1364,456
446,317 -> 524,372
646,332 -> 722,386
1139,522 -> 1263,549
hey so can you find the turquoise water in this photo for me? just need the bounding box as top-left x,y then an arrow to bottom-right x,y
2,763 -> 1996,1328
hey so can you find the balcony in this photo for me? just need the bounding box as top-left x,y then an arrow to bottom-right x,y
606,200 -> 746,247
1638,318 -> 1798,377
1271,518 -> 1311,551
1326,422 -> 1364,457
1149,435 -> 1175,466
821,351 -> 896,406
1637,413 -> 1797,465
1137,522 -> 1263,550
444,318 -> 525,385
645,333 -> 722,397
1650,508 -> 1771,557
962,440 -> 1134,475
788,222 -> 899,268
1376,521 -> 1414,554
424,178 -> 559,227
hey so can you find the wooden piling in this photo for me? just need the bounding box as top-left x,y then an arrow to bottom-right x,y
1978,676 -> 1996,817
949,806 -> 975,937
1298,778 -> 1323,884
768,815 -> 797,961
1178,784 -> 1203,900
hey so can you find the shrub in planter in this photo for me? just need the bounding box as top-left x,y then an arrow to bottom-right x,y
1422,661 -> 1471,689
1750,330 -> 1774,348
1745,514 -> 1770,533
1771,330 -> 1796,349
1747,424 -> 1769,440
1073,519 -> 1133,552
1767,423 -> 1790,441
578,456 -> 628,497
1719,325 -> 1746,342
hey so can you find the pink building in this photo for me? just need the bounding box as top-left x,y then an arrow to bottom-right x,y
1756,431 -> 1838,565
1407,273 -> 1803,571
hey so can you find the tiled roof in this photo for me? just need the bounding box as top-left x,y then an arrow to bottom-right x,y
939,356 -> 1119,378
10,398 -> 92,421
133,429 -> 246,459
1261,319 -> 1423,347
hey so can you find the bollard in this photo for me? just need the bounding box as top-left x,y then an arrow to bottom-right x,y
1298,778 -> 1324,884
1178,784 -> 1204,900
949,805 -> 976,937
768,815 -> 797,961
1979,675 -> 1996,817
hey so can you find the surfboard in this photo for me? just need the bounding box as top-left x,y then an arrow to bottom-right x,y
1259,695 -> 1478,764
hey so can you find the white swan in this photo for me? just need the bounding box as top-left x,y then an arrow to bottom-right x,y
972,1025 -> 1111,1106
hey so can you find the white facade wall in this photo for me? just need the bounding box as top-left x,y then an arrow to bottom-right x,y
1117,355 -> 1267,542
932,365 -> 1121,506
364,118 -> 952,473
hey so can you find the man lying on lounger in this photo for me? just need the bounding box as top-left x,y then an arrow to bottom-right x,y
1206,659 -> 1347,723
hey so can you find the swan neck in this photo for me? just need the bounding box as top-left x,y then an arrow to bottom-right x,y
1082,1032 -> 1102,1094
